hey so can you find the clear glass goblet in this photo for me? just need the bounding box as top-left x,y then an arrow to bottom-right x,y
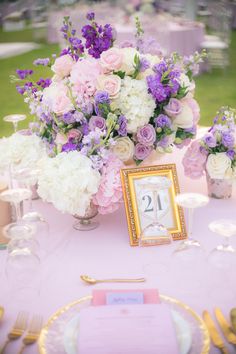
173,193 -> 209,261
3,114 -> 26,133
208,219 -> 236,269
0,188 -> 32,221
6,237 -> 41,305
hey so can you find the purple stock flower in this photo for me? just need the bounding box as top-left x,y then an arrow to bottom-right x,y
137,37 -> 163,56
140,57 -> 150,72
81,123 -> 89,135
82,22 -> 113,58
153,61 -> 168,74
154,114 -> 171,128
89,116 -> 106,131
33,58 -> 50,66
226,150 -> 235,160
62,142 -> 78,152
62,112 -> 77,124
222,131 -> 235,148
203,133 -> 217,148
136,124 -> 156,146
146,74 -> 168,102
134,143 -> 152,161
86,12 -> 95,21
16,85 -> 25,95
16,69 -> 33,80
36,78 -> 51,89
117,115 -> 127,136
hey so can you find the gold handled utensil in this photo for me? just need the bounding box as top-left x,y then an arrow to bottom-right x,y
230,308 -> 236,334
215,308 -> 236,345
203,310 -> 229,354
18,314 -> 43,354
0,311 -> 28,354
0,307 -> 4,322
80,274 -> 146,285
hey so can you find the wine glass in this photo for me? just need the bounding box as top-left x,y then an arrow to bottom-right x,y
173,193 -> 209,260
0,188 -> 31,221
137,176 -> 172,246
3,114 -> 26,133
6,237 -> 41,304
208,219 -> 236,269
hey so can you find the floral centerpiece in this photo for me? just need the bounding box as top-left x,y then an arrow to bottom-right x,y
11,13 -> 205,222
183,107 -> 236,199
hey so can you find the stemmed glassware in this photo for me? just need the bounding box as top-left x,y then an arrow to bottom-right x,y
173,193 -> 209,260
3,114 -> 26,133
208,219 -> 236,269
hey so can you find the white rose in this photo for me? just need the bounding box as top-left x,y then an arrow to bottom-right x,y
173,102 -> 194,129
97,74 -> 121,99
120,47 -> 139,75
112,137 -> 134,161
206,153 -> 232,179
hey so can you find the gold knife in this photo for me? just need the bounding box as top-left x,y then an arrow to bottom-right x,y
215,308 -> 236,345
203,310 -> 229,354
0,307 -> 4,321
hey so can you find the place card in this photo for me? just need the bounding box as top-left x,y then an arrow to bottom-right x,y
78,304 -> 180,354
92,288 -> 160,306
106,292 -> 144,305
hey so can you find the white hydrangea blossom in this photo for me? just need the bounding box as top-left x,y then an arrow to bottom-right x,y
113,77 -> 156,134
37,151 -> 101,216
0,133 -> 47,171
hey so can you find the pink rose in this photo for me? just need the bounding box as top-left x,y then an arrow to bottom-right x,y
182,140 -> 207,179
70,58 -> 101,96
100,47 -> 123,72
67,129 -> 82,141
134,143 -> 153,161
136,124 -> 156,146
42,83 -> 73,115
181,97 -> 200,124
93,154 -> 124,214
97,74 -> 121,98
51,54 -> 74,78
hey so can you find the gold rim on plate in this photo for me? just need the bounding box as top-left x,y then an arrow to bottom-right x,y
38,294 -> 210,354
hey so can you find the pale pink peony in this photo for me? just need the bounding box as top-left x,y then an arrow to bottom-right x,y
182,140 -> 207,179
181,97 -> 200,124
93,154 -> 124,214
67,129 -> 82,141
100,47 -> 123,72
70,58 -> 101,97
42,83 -> 73,115
51,54 -> 74,78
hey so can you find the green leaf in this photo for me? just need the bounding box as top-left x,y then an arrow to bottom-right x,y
114,71 -> 125,79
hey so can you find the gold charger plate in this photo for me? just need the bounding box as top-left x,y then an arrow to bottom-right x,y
38,294 -> 210,354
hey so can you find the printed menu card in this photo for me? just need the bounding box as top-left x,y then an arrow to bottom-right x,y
78,303 -> 179,354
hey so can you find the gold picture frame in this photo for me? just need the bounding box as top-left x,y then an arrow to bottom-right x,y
120,164 -> 187,246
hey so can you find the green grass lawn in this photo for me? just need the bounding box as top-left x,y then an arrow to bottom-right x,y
0,29 -> 235,137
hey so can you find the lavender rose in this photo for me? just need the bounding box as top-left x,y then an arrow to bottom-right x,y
136,124 -> 156,146
164,98 -> 182,117
134,143 -> 152,160
203,133 -> 217,148
222,131 -> 235,148
89,116 -> 106,131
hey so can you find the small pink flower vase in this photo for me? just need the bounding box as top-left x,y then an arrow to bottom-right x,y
206,172 -> 233,199
73,202 -> 99,231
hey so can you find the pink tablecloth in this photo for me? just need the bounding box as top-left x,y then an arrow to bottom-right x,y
0,147 -> 236,353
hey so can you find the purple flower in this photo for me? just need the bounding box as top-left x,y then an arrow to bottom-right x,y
140,57 -> 150,72
185,125 -> 197,135
134,143 -> 152,161
146,75 -> 168,102
164,98 -> 182,117
203,133 -> 217,148
95,91 -> 110,104
222,131 -> 235,148
137,37 -> 163,56
154,114 -> 171,128
117,115 -> 127,137
89,116 -> 106,131
61,142 -> 77,152
16,85 -> 25,95
81,123 -> 89,135
120,40 -> 135,48
226,150 -> 235,160
153,61 -> 168,74
33,58 -> 50,66
157,136 -> 170,148
86,12 -> 95,21
16,69 -> 33,80
36,78 -> 51,88
62,112 -> 77,124
137,124 -> 156,146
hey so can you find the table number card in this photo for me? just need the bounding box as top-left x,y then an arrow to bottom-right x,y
78,304 -> 180,354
